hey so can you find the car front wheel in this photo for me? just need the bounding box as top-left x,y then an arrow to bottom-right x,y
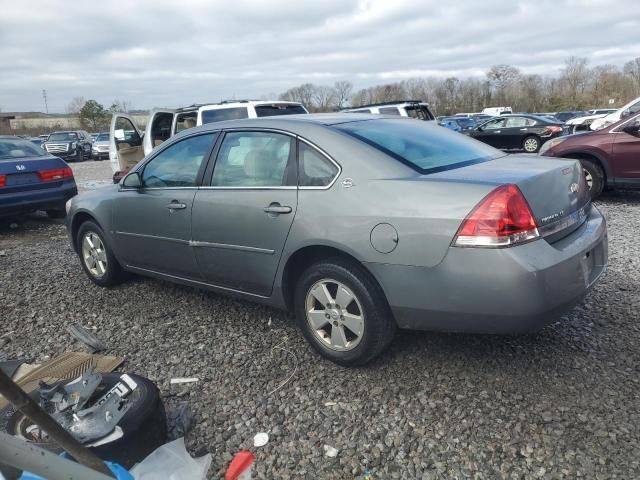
579,159 -> 604,198
77,221 -> 124,287
294,257 -> 396,366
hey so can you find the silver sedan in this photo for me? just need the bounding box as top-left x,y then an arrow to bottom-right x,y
67,114 -> 608,365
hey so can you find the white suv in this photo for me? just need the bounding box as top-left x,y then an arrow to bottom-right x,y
590,96 -> 640,131
341,101 -> 435,120
110,100 -> 308,175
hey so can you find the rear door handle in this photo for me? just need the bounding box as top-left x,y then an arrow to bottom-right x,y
264,203 -> 292,215
520,128 -> 528,131
167,202 -> 187,210
494,130 -> 501,133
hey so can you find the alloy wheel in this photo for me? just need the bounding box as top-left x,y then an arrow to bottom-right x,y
81,231 -> 107,278
305,279 -> 365,352
523,137 -> 539,152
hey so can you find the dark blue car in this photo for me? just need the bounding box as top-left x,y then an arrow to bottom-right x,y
0,136 -> 77,218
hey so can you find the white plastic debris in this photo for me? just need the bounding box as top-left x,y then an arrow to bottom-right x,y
253,432 -> 269,447
324,402 -> 337,406
130,437 -> 211,480
170,377 -> 199,384
323,444 -> 339,458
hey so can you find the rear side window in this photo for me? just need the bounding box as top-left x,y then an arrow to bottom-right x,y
298,142 -> 338,187
212,131 -> 294,187
335,119 -> 504,174
201,108 -> 249,124
255,104 -> 307,117
379,107 -> 400,115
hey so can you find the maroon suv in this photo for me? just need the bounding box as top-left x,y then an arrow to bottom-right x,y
540,112 -> 640,197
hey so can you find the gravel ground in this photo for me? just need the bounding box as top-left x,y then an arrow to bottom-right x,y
1,161 -> 639,479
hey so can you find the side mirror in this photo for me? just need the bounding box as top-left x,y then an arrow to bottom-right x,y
122,171 -> 142,188
622,123 -> 640,135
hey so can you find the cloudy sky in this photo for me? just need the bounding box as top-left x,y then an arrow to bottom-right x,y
1,0 -> 639,113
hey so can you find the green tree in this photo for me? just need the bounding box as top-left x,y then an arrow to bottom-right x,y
79,100 -> 110,131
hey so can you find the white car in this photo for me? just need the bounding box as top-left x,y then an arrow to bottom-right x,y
590,96 -> 640,131
109,100 -> 308,175
341,101 -> 435,120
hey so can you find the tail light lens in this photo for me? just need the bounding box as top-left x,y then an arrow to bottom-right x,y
545,125 -> 563,134
0,174 -> 6,187
454,184 -> 539,248
38,167 -> 74,182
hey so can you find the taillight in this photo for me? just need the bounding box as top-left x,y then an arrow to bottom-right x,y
0,175 -> 5,187
546,125 -> 563,134
454,184 -> 539,248
38,167 -> 73,182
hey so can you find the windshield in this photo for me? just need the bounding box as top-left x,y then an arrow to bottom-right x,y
335,119 -> 504,174
95,133 -> 109,141
201,107 -> 249,124
48,132 -> 78,142
452,117 -> 475,127
255,104 -> 307,117
0,138 -> 47,160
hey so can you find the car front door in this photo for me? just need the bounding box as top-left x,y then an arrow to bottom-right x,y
109,113 -> 144,175
611,115 -> 640,180
143,108 -> 176,156
191,130 -> 298,296
472,118 -> 507,147
112,132 -> 218,277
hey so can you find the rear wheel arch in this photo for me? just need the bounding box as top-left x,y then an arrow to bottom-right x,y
560,152 -> 610,183
281,245 -> 389,313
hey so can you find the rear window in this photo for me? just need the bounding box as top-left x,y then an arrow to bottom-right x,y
335,119 -> 504,174
255,104 -> 307,117
405,105 -> 435,120
95,133 -> 109,141
201,107 -> 249,124
0,138 -> 46,160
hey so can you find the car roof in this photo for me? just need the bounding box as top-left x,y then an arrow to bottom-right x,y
176,100 -> 304,113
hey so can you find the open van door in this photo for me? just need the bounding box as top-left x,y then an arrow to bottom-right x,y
143,108 -> 176,156
109,113 -> 144,175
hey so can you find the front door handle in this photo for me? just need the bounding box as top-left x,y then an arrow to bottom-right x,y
264,203 -> 292,215
167,202 -> 187,210
520,128 -> 528,131
494,130 -> 501,134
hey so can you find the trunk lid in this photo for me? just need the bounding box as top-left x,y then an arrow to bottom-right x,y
428,155 -> 590,241
0,155 -> 71,193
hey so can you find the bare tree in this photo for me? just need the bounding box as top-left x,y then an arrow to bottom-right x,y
624,57 -> 640,94
333,81 -> 353,109
561,56 -> 590,106
66,97 -> 86,115
312,85 -> 337,112
109,99 -> 132,113
486,64 -> 520,105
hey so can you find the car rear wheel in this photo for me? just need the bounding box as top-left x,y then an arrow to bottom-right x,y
77,149 -> 84,162
579,159 -> 604,198
77,220 -> 124,287
294,257 -> 396,366
522,136 -> 540,153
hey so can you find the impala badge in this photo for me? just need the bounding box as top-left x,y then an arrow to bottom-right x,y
570,182 -> 579,193
16,165 -> 26,171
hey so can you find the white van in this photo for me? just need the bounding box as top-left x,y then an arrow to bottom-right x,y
481,107 -> 513,116
589,96 -> 640,131
109,100 -> 307,175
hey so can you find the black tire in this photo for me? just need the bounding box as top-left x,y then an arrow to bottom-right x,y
77,149 -> 84,162
76,220 -> 125,287
294,257 -> 396,366
0,373 -> 166,469
522,135 -> 541,153
46,208 -> 66,219
579,159 -> 605,199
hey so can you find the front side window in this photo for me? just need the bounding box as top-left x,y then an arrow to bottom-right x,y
335,119 -> 504,174
298,142 -> 339,187
114,117 -> 142,146
201,107 -> 249,124
142,133 -> 216,188
212,131 -> 294,187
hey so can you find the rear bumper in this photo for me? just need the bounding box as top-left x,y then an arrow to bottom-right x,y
366,207 -> 608,333
0,181 -> 77,216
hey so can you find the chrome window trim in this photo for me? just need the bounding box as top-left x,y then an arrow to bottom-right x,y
297,136 -> 342,190
189,240 -> 274,255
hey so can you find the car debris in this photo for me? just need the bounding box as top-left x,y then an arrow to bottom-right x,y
225,451 -> 255,480
169,377 -> 199,385
323,444 -> 339,458
129,438 -> 211,480
253,432 -> 269,448
66,324 -> 107,353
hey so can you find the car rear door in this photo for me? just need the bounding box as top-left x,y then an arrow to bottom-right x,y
143,108 -> 176,156
191,129 -> 298,296
611,115 -> 640,180
112,132 -> 218,277
472,118 -> 507,147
